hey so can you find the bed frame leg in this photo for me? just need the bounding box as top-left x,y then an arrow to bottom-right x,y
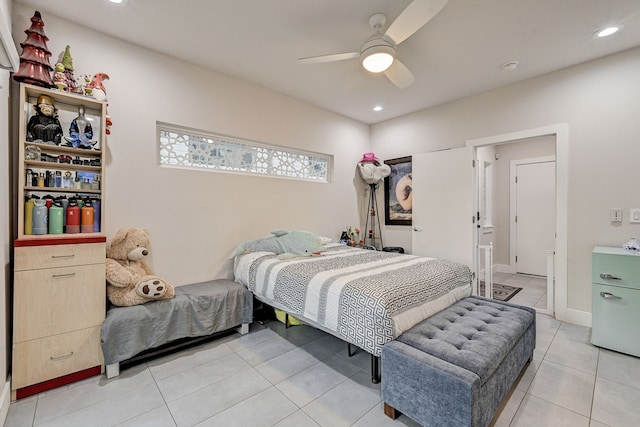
106,362 -> 120,379
371,355 -> 380,384
236,323 -> 250,335
347,343 -> 356,357
285,313 -> 290,328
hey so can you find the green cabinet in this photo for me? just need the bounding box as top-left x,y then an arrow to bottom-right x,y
592,246 -> 640,357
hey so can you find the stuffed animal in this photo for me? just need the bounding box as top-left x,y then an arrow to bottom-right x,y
105,227 -> 175,306
230,229 -> 326,260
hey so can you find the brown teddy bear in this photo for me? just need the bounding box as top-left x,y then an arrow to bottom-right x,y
105,227 -> 175,306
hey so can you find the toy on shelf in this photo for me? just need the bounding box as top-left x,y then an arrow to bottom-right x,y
85,72 -> 109,101
64,105 -> 95,149
25,94 -> 63,145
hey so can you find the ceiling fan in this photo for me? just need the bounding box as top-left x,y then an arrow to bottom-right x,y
297,0 -> 448,89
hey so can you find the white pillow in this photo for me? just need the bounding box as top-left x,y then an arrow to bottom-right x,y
318,236 -> 333,245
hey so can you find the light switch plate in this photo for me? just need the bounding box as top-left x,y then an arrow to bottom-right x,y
611,208 -> 623,223
630,208 -> 640,223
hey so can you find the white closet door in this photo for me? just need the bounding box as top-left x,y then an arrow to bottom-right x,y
515,160 -> 556,276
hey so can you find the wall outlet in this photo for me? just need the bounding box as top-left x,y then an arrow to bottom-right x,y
611,208 -> 623,223
630,208 -> 640,223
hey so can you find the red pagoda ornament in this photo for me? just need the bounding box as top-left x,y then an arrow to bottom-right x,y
13,11 -> 55,88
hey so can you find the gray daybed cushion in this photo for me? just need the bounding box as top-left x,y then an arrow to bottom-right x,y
101,279 -> 252,365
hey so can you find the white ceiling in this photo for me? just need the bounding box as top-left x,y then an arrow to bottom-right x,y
14,0 -> 640,124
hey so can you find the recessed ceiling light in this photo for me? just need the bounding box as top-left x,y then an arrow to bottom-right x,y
373,106 -> 383,112
595,26 -> 622,38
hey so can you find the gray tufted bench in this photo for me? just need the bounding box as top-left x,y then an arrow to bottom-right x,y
382,296 -> 535,427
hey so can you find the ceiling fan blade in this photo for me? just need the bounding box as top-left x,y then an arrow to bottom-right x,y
297,52 -> 360,64
385,59 -> 415,89
384,0 -> 448,45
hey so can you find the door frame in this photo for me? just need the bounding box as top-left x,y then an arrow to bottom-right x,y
509,155 -> 556,276
467,124 -> 569,321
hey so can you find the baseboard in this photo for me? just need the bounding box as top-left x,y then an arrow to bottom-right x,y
0,377 -> 11,426
556,307 -> 591,328
495,264 -> 515,274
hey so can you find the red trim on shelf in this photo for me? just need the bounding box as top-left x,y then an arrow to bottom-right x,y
15,366 -> 102,399
14,235 -> 106,247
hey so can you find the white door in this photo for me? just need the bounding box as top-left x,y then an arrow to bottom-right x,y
412,147 -> 475,268
514,160 -> 555,276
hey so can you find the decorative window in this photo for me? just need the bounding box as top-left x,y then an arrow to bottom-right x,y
157,123 -> 331,183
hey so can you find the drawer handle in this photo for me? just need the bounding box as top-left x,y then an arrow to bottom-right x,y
52,273 -> 76,279
599,273 -> 621,280
50,352 -> 74,361
600,291 -> 622,300
51,254 -> 75,259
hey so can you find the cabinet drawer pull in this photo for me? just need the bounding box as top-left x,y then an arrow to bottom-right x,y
600,291 -> 622,300
599,273 -> 621,280
51,254 -> 75,259
50,351 -> 74,360
52,273 -> 76,279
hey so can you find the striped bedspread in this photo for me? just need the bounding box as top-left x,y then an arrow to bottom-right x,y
234,244 -> 472,356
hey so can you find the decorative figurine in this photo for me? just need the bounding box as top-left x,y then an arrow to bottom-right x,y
13,11 -> 55,88
64,105 -> 95,149
86,72 -> 109,101
26,94 -> 63,145
53,62 -> 67,91
60,45 -> 81,94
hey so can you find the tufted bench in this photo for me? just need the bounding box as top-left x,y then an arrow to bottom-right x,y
382,296 -> 535,427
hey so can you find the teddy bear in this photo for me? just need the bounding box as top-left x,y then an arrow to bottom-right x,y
230,229 -> 326,260
105,227 -> 175,307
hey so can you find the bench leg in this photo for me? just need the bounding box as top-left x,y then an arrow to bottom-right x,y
384,402 -> 400,419
236,323 -> 250,335
106,362 -> 120,379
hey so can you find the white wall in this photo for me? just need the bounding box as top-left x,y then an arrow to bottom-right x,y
11,5 -> 369,285
371,46 -> 640,314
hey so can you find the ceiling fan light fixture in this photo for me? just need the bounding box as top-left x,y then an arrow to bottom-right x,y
361,42 -> 395,73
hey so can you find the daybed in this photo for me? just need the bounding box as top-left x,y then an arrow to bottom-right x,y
234,243 -> 472,381
101,279 -> 252,378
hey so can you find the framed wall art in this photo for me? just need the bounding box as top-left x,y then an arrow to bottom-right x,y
384,156 -> 412,225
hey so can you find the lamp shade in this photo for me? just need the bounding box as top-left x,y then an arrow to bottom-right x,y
361,39 -> 395,73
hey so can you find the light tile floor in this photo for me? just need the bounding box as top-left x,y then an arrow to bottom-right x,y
494,272 -> 549,310
6,314 -> 640,426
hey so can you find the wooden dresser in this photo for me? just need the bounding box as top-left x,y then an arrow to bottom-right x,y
12,238 -> 106,400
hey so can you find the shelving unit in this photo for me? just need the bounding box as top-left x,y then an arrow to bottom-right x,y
16,83 -> 106,240
12,83 -> 107,399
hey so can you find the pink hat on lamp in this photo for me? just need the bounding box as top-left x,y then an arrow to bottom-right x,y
360,152 -> 379,163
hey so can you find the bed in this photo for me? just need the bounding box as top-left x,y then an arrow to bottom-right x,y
234,243 -> 472,380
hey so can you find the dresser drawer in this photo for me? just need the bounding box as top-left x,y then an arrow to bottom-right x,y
14,243 -> 105,271
13,264 -> 105,342
592,250 -> 640,289
11,326 -> 103,390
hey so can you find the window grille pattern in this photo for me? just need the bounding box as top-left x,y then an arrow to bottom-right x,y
158,124 -> 330,182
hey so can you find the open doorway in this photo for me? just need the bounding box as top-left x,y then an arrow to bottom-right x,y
477,138 -> 555,312
469,125 -> 568,318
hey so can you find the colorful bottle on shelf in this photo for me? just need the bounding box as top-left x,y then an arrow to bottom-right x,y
48,201 -> 64,234
65,199 -> 80,234
81,200 -> 94,233
32,199 -> 48,235
92,198 -> 101,232
24,197 -> 35,235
